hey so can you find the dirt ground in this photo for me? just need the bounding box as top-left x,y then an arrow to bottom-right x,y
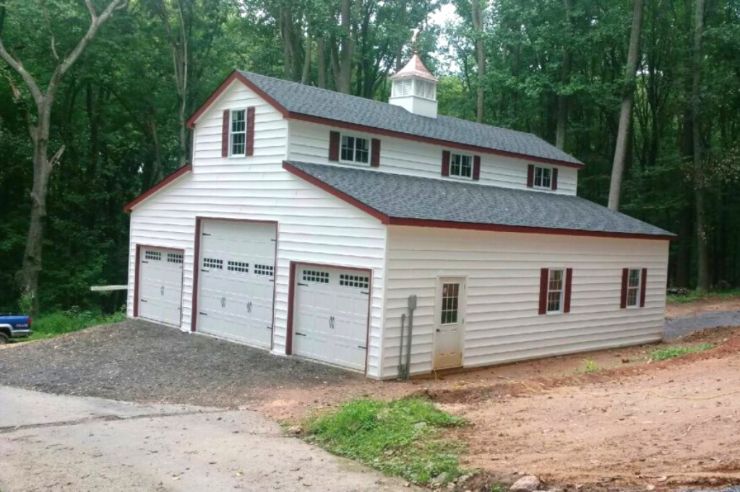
256,326 -> 740,491
666,296 -> 740,319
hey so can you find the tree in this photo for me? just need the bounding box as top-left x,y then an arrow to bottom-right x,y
0,0 -> 127,314
607,0 -> 644,210
471,0 -> 486,122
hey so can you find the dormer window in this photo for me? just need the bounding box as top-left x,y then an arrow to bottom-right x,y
449,153 -> 473,179
533,166 -> 552,189
340,134 -> 370,164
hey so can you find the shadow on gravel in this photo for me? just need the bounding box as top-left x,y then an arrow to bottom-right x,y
0,320 -> 361,408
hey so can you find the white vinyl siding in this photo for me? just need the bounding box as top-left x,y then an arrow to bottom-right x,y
287,120 -> 578,195
127,81 -> 387,378
380,226 -> 668,378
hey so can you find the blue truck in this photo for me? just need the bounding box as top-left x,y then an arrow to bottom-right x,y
0,315 -> 32,343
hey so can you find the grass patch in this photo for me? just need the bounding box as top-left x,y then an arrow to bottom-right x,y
305,397 -> 466,485
667,288 -> 740,304
28,308 -> 125,341
582,359 -> 600,373
650,343 -> 714,361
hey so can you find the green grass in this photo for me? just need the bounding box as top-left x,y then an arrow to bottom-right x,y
582,358 -> 600,373
305,397 -> 466,485
27,308 -> 125,341
650,343 -> 714,361
667,288 -> 740,304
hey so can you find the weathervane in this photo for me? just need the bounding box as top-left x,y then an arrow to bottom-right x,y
410,28 -> 420,53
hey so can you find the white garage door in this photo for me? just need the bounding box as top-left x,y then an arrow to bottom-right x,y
138,247 -> 184,327
196,220 -> 276,348
292,265 -> 370,371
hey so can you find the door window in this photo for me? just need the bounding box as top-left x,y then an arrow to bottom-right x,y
440,282 -> 460,324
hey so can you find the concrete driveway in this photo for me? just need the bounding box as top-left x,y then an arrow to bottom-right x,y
0,386 -> 410,492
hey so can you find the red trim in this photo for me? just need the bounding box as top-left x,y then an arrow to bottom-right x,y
190,217 -> 279,337
133,246 -> 141,317
640,268 -> 647,307
123,165 -> 192,213
620,268 -> 629,309
246,106 -> 255,156
282,162 -> 391,223
552,167 -> 558,191
538,268 -> 548,315
472,155 -> 481,181
283,161 -> 674,241
186,71 -> 583,168
134,244 -> 186,324
371,138 -> 381,167
286,260 -> 372,375
564,267 -> 573,313
527,164 -> 534,188
221,110 -> 229,157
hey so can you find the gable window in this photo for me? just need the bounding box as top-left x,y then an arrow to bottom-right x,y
340,134 -> 370,164
626,268 -> 641,307
230,109 -> 246,156
534,165 -> 552,189
449,153 -> 473,179
546,268 -> 564,313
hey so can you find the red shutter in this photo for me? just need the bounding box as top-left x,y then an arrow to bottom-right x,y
527,164 -> 534,187
472,155 -> 481,180
246,107 -> 255,156
640,268 -> 647,307
551,167 -> 558,190
221,109 -> 229,157
329,131 -> 340,161
371,138 -> 381,167
538,268 -> 548,315
564,268 -> 573,313
620,268 -> 629,308
441,150 -> 450,176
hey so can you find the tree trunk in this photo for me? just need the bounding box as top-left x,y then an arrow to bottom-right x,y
556,0 -> 573,150
608,0 -> 644,210
336,0 -> 352,94
692,0 -> 709,292
317,38 -> 327,88
471,0 -> 485,123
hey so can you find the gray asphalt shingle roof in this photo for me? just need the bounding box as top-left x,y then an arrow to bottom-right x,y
239,71 -> 582,166
284,161 -> 674,238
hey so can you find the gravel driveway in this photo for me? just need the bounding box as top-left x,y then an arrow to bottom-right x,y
0,320 -> 361,408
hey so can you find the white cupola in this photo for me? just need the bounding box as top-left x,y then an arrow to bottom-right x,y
389,53 -> 438,118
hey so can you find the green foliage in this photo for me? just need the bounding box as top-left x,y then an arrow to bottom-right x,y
306,398 -> 466,485
582,359 -> 600,374
29,308 -> 126,342
650,343 -> 714,361
667,289 -> 740,304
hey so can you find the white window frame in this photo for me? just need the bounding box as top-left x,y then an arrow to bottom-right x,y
546,268 -> 565,314
626,268 -> 642,308
339,133 -> 371,165
449,152 -> 473,180
230,109 -> 247,157
533,165 -> 553,189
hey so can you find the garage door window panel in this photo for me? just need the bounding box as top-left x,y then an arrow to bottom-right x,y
227,260 -> 249,273
303,270 -> 329,283
339,274 -> 369,289
145,250 -> 162,261
254,264 -> 274,277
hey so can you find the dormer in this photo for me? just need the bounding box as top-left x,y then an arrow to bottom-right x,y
389,53 -> 438,118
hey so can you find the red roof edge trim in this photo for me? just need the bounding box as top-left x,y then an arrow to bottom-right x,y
186,71 -> 289,129
123,164 -> 193,213
281,162 -> 391,224
387,217 -> 675,241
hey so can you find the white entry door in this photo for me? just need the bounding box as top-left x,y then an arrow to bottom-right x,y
138,247 -> 184,327
433,278 -> 465,370
196,220 -> 276,348
292,265 -> 370,371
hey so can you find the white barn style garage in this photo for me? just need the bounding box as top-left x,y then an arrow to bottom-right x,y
125,54 -> 673,379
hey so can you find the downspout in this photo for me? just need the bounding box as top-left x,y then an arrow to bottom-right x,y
397,313 -> 406,379
402,295 -> 417,380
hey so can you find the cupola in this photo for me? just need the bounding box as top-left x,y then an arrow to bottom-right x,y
389,53 -> 438,118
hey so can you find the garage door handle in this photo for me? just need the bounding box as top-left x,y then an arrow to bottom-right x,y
199,311 -> 208,316
140,299 -> 148,303
295,332 -> 306,336
297,282 -> 308,287
357,345 -> 367,349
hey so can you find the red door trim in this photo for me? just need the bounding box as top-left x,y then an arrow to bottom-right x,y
286,260 -> 373,375
190,217 -> 279,341
134,244 -> 186,325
